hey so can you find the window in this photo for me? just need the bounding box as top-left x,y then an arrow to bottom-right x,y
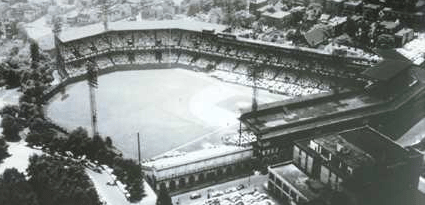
300,151 -> 306,169
282,182 -> 289,193
276,178 -> 282,187
320,166 -> 330,184
290,190 -> 297,200
293,146 -> 300,164
321,149 -> 331,161
307,156 -> 313,174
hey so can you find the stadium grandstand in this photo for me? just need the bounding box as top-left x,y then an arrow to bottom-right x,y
55,20 -> 380,97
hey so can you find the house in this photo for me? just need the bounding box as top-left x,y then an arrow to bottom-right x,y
378,20 -> 401,34
304,24 -> 330,47
261,10 -> 292,28
257,3 -> 293,28
324,0 -> 344,15
394,28 -> 414,47
342,1 -> 362,15
328,16 -> 347,36
363,3 -> 381,20
249,0 -> 268,15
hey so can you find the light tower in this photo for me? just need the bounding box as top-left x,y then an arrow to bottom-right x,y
249,62 -> 263,113
86,60 -> 99,137
239,61 -> 263,145
53,16 -> 67,78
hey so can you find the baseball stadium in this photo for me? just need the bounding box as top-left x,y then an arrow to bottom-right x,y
42,19 -> 425,195
46,19 -> 378,158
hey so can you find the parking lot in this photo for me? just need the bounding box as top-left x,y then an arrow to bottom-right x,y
172,174 -> 281,205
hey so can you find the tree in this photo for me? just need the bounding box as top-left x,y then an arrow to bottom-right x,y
187,0 -> 201,16
1,114 -> 20,141
105,136 -> 113,147
30,41 -> 40,69
0,105 -> 19,117
113,158 -> 145,202
0,138 -> 9,161
27,155 -> 102,205
156,186 -> 172,205
231,10 -> 255,28
0,168 -> 39,205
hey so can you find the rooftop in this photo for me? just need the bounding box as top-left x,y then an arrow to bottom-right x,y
244,93 -> 383,133
304,24 -> 330,47
262,10 -> 291,19
251,0 -> 267,4
328,16 -> 347,26
364,3 -> 380,9
313,133 -> 375,168
379,21 -> 400,30
395,28 -> 414,36
58,20 -> 228,43
142,145 -> 250,171
344,1 -> 362,6
270,163 -> 323,201
362,50 -> 412,81
339,126 -> 408,165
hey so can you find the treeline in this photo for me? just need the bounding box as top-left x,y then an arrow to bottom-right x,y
0,138 -> 9,162
26,125 -> 145,202
1,41 -> 52,143
0,41 -> 145,202
0,41 -> 53,89
0,155 -> 102,205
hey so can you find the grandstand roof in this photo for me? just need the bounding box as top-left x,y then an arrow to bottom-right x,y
58,20 -> 228,43
142,145 -> 251,171
241,93 -> 382,137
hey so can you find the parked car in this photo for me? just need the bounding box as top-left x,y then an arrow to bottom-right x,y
190,192 -> 201,199
211,191 -> 224,197
237,184 -> 245,190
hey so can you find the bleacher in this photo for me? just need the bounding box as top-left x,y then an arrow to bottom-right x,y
58,28 -> 361,95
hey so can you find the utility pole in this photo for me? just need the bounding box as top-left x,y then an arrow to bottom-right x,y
87,60 -> 99,137
137,132 -> 141,166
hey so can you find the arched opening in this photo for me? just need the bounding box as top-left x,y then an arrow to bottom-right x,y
206,172 -> 215,181
189,175 -> 195,184
160,182 -> 166,191
198,173 -> 205,182
217,169 -> 223,177
169,180 -> 176,190
226,166 -> 233,175
179,178 -> 186,188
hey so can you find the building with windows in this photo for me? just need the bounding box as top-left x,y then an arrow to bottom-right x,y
142,146 -> 253,193
395,28 -> 414,47
362,3 -> 381,20
268,162 -> 325,205
342,1 -> 362,16
291,126 -> 423,205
